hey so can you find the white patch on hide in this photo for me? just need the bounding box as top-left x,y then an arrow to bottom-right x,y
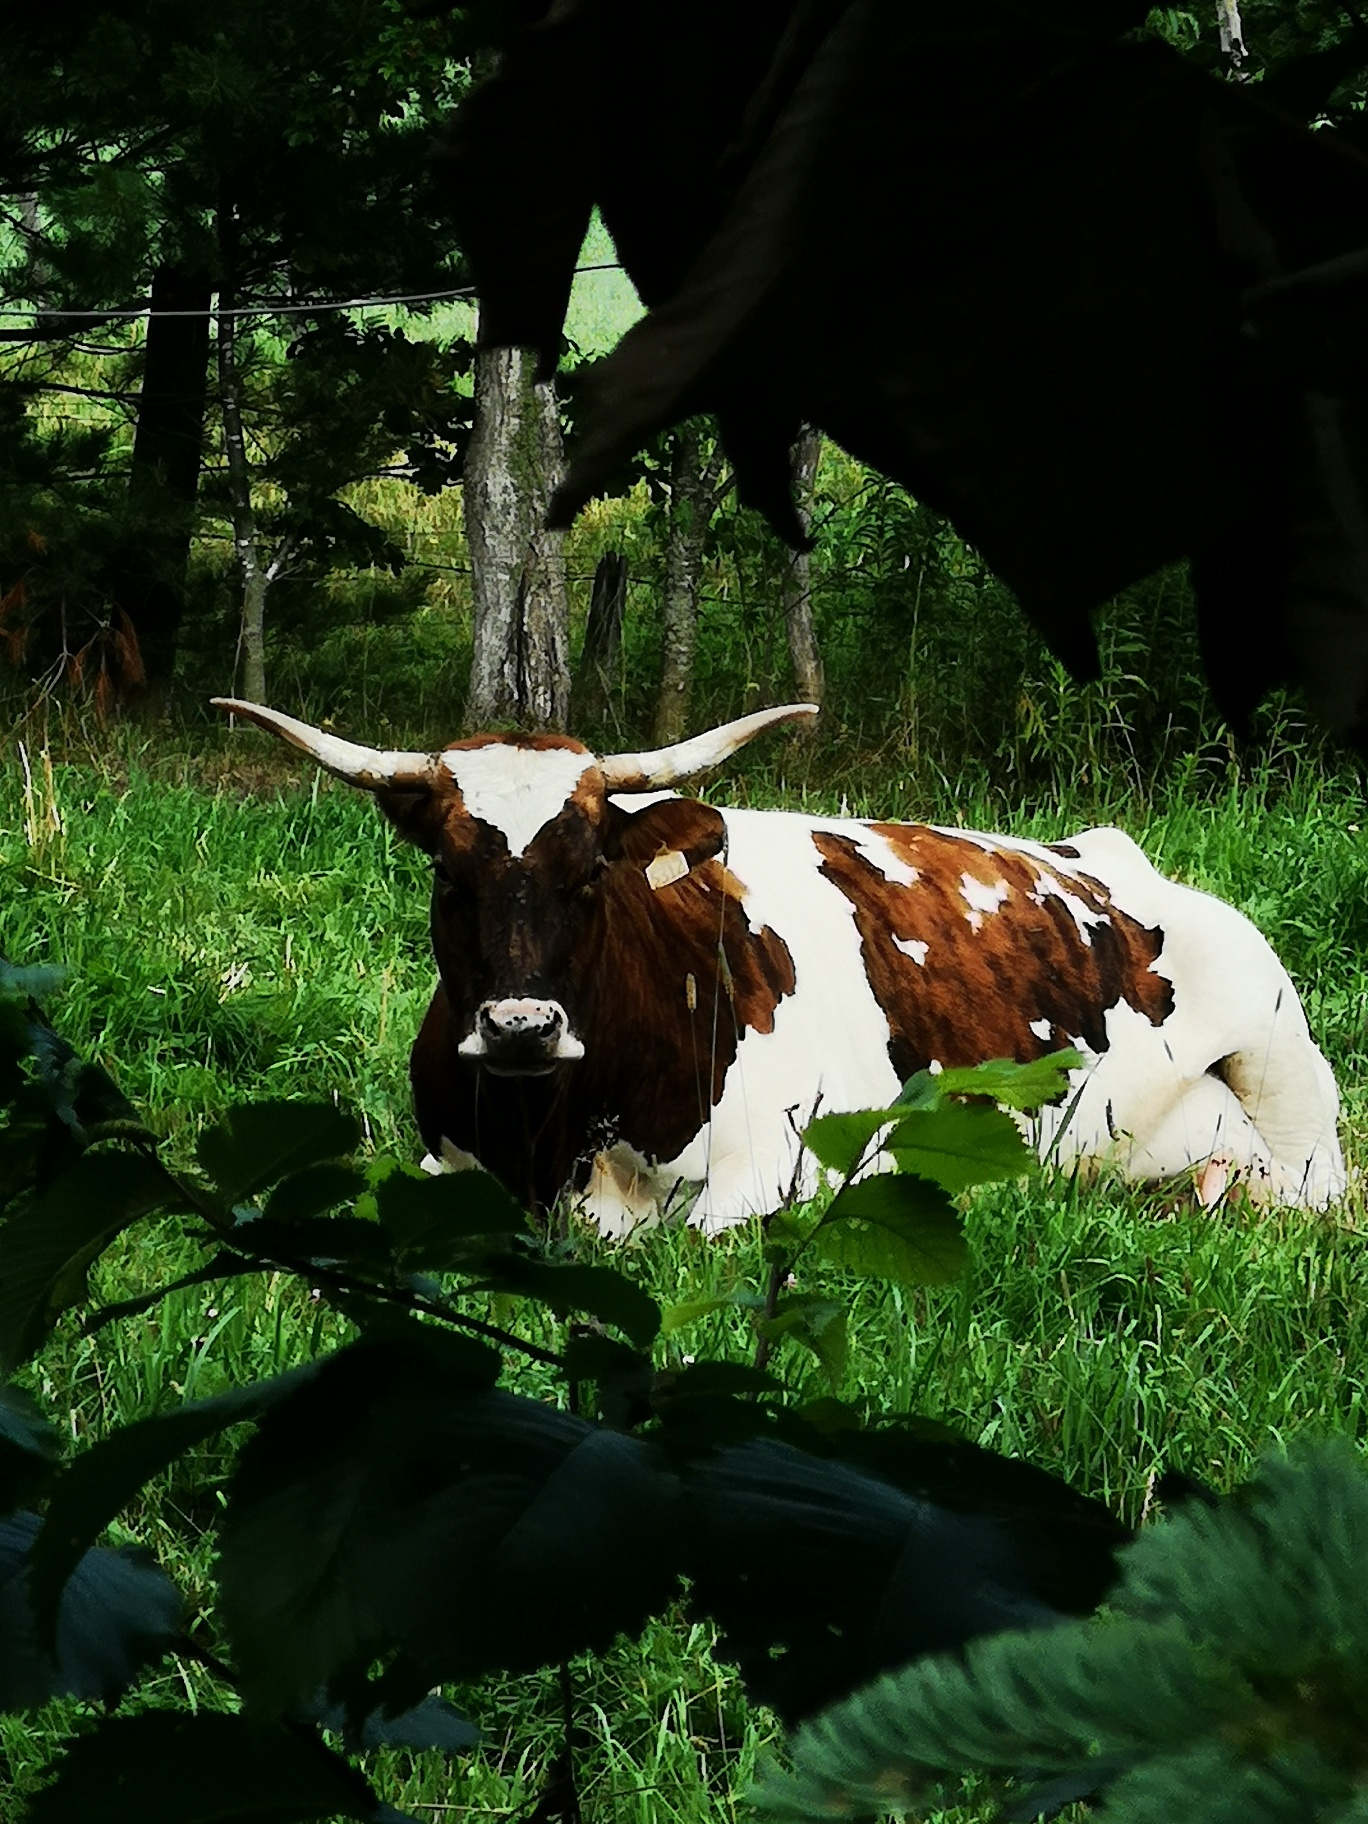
1029,1016 -> 1053,1041
893,934 -> 929,965
960,872 -> 1010,931
1026,870 -> 1109,947
858,828 -> 919,886
442,744 -> 592,857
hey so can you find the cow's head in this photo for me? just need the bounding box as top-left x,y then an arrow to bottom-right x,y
211,698 -> 816,1076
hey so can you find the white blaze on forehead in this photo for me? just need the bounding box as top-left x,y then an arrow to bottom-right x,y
441,744 -> 593,857
893,934 -> 929,965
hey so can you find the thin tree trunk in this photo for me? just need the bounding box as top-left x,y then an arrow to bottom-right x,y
215,266 -> 268,706
783,426 -> 824,711
464,338 -> 570,729
119,265 -> 212,705
572,551 -> 627,728
1215,0 -> 1248,75
654,424 -> 724,744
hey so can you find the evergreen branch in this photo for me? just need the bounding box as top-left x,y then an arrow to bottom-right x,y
756,1443 -> 1368,1823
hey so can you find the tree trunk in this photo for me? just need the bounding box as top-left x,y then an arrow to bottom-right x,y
216,281 -> 268,705
572,551 -> 627,730
783,426 -> 824,710
654,423 -> 723,744
1215,0 -> 1248,75
119,265 -> 212,703
464,340 -> 570,729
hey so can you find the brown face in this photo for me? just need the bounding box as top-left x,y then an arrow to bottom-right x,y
378,734 -> 746,1079
377,735 -> 612,1075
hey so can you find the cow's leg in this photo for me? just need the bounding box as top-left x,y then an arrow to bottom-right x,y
1040,996 -> 1344,1208
573,1142 -> 695,1238
1215,1028 -> 1345,1207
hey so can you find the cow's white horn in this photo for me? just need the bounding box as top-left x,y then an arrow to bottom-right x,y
210,699 -> 440,790
600,703 -> 819,790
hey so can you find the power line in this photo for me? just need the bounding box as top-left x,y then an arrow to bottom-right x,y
0,264 -> 626,322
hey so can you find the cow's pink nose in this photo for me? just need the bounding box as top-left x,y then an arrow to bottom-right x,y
479,998 -> 564,1041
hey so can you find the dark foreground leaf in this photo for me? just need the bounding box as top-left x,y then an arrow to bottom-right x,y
28,1369 -> 316,1644
0,1153 -> 181,1371
197,1102 -> 361,1205
304,1690 -> 480,1753
476,1257 -> 662,1348
0,1513 -> 179,1711
24,1710 -> 386,1824
374,1167 -> 530,1269
0,1384 -> 59,1511
683,1438 -> 1112,1725
219,1335 -> 680,1712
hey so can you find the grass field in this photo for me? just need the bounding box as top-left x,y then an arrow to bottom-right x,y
2,713 -> 1367,1821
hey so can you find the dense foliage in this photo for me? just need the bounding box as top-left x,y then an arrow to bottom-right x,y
1,959 -> 1136,1821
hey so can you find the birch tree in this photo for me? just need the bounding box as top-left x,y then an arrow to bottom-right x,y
464,341 -> 570,729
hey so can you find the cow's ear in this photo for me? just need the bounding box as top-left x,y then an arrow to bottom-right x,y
604,798 -> 726,883
373,787 -> 440,849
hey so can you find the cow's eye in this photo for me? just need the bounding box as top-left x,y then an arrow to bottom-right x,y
432,856 -> 453,888
578,857 -> 608,900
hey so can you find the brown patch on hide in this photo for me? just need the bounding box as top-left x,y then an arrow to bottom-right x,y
582,826 -> 796,1166
814,824 -> 1173,1082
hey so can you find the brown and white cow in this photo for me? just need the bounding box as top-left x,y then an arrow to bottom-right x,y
213,698 -> 1345,1232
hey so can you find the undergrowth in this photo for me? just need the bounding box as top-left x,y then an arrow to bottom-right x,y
0,708 -> 1365,1824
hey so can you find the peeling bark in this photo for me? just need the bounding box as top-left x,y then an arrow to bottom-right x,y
464,339 -> 570,729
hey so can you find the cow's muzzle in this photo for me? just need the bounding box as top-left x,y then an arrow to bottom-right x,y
457,999 -> 586,1076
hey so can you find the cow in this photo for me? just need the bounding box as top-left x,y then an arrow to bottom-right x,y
212,698 -> 1345,1233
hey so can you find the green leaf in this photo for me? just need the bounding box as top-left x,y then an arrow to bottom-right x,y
759,1297 -> 849,1389
663,1362 -> 784,1400
660,1291 -> 766,1335
802,1109 -> 901,1179
301,1687 -> 480,1754
229,1216 -> 396,1275
0,1153 -> 181,1372
263,1163 -> 368,1224
375,1167 -> 529,1270
885,1101 -> 1033,1193
219,1343 -> 680,1711
24,1710 -> 385,1824
814,1177 -> 967,1287
0,1384 -> 59,1511
562,1333 -> 646,1384
0,1512 -> 180,1712
196,1102 -> 361,1204
27,1369 -> 315,1647
477,1259 -> 662,1349
901,1050 -> 1082,1112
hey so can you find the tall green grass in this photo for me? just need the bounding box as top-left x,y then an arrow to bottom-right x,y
1,718 -> 1366,1822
